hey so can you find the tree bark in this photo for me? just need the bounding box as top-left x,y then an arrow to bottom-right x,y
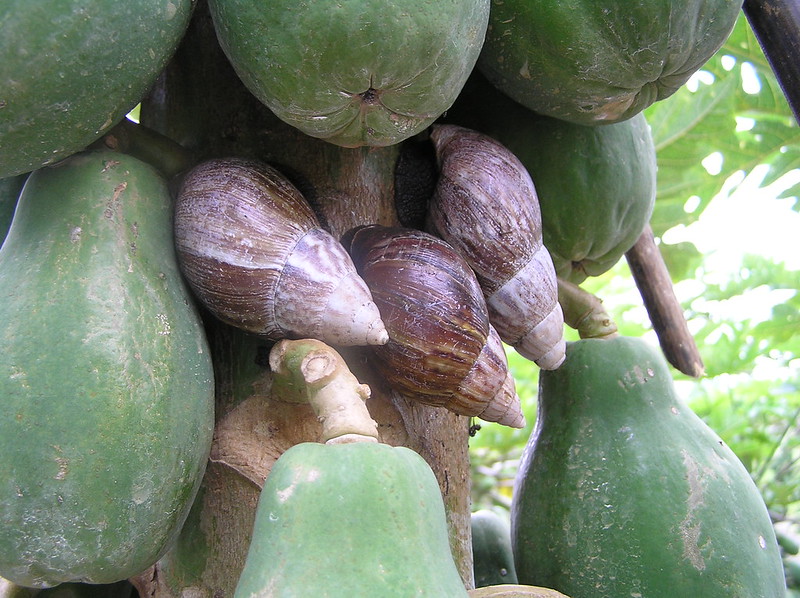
131,3 -> 473,596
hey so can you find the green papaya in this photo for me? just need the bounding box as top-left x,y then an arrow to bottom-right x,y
0,0 -> 194,178
477,0 -> 742,125
234,441 -> 468,597
207,0 -> 489,148
444,73 -> 656,284
0,174 -> 27,246
511,336 -> 786,597
0,151 -> 215,587
471,510 -> 518,588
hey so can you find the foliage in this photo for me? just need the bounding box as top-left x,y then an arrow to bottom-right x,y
469,14 -> 800,537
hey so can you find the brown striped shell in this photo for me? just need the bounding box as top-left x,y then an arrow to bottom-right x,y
344,224 -> 524,429
427,124 -> 566,370
174,157 -> 387,346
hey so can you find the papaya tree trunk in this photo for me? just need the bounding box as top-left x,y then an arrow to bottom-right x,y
131,3 -> 473,596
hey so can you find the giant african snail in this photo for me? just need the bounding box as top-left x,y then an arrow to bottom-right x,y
344,224 -> 525,429
174,157 -> 388,347
427,124 -> 566,370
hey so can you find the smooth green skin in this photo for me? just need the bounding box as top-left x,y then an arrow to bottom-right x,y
235,442 -> 468,598
511,337 -> 786,598
0,174 -> 27,246
0,0 -> 194,179
444,73 -> 656,284
208,0 -> 489,147
477,0 -> 742,125
471,510 -> 518,588
0,151 -> 215,588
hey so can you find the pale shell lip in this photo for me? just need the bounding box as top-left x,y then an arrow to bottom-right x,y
322,271 -> 389,347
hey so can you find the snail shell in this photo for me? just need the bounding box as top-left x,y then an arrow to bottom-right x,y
344,224 -> 524,429
427,124 -> 566,370
174,157 -> 388,346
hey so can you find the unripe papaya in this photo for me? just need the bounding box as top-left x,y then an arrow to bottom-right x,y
0,151 -> 215,587
477,0 -> 742,125
511,336 -> 786,597
0,0 -> 194,178
234,441 -> 468,597
207,0 -> 489,148
471,510 -> 518,588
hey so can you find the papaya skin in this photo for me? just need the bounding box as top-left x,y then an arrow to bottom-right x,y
234,442 -> 468,597
512,336 -> 786,597
477,0 -> 742,125
0,0 -> 195,179
207,0 -> 489,147
0,151 -> 215,587
471,510 -> 518,588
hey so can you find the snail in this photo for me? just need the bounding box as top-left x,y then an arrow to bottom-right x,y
174,157 -> 388,347
426,124 -> 566,370
343,224 -> 524,429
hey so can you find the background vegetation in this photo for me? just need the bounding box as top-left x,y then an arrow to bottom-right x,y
469,13 -> 800,588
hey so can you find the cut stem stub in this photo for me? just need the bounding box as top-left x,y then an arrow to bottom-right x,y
557,277 -> 618,340
269,338 -> 380,444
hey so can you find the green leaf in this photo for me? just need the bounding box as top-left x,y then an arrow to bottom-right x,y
645,15 -> 800,236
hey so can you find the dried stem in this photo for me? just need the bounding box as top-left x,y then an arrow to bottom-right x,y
625,224 -> 704,378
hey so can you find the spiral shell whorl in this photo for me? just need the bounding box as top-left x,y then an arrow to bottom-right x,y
174,158 -> 387,346
428,124 -> 565,370
458,325 -> 525,429
345,224 -> 524,428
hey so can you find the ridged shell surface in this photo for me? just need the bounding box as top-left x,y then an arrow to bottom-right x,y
345,224 -> 524,428
428,124 -> 565,370
174,158 -> 387,346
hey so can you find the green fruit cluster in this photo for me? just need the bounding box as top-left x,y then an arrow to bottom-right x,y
0,1 -> 786,597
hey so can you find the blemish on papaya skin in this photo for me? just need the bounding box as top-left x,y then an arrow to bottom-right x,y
103,181 -> 128,219
679,449 -> 707,571
101,159 -> 121,173
618,364 -> 655,390
52,445 -> 69,480
55,457 -> 69,480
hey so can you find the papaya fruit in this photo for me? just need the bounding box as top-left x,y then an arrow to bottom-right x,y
0,174 -> 27,246
234,441 -> 468,597
207,0 -> 489,148
477,0 -> 742,125
511,336 -> 786,597
443,73 -> 656,284
471,510 -> 518,588
0,0 -> 195,179
0,151 -> 215,587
